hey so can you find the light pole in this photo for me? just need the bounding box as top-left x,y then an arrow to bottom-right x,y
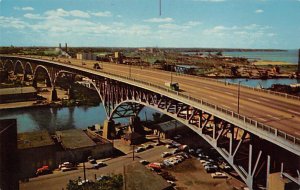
237,81 -> 241,114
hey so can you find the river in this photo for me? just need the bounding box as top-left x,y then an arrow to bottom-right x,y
0,105 -> 157,133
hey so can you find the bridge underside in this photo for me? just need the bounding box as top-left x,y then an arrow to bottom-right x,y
1,57 -> 299,190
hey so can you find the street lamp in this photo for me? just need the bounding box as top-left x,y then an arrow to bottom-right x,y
237,81 -> 241,114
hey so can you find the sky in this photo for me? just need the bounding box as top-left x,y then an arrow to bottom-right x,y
0,0 -> 299,49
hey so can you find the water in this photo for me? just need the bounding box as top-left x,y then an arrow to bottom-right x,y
220,78 -> 300,88
0,104 -> 157,133
223,50 -> 299,64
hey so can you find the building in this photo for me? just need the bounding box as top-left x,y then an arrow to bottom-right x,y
0,119 -> 19,190
18,130 -> 56,179
121,132 -> 144,145
153,120 -> 186,139
0,87 -> 37,103
55,129 -> 113,163
124,162 -> 172,190
76,52 -> 97,60
175,65 -> 199,75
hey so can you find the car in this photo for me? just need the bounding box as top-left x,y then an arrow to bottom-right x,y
139,160 -> 150,165
89,159 -> 97,164
61,167 -> 74,172
59,162 -> 73,169
196,148 -> 203,154
161,152 -> 172,158
93,162 -> 107,169
166,144 -> 175,149
172,148 -> 180,154
135,147 -> 145,153
211,172 -> 228,178
223,164 -> 232,171
144,144 -> 154,149
78,179 -> 90,186
167,180 -> 176,186
36,165 -> 51,176
96,175 -> 111,181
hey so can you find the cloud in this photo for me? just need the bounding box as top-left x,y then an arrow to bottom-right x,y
24,13 -> 42,19
255,9 -> 264,13
186,21 -> 201,26
144,17 -> 174,23
0,16 -> 27,29
45,8 -> 90,18
91,11 -> 112,17
14,6 -> 34,11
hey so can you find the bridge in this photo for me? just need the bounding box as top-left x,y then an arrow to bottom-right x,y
1,55 -> 300,189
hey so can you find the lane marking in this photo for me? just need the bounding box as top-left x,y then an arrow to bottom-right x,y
209,96 -> 218,100
259,97 -> 271,101
221,104 -> 231,109
203,86 -> 212,90
267,114 -> 280,120
287,109 -> 300,115
247,98 -> 261,103
225,92 -> 233,95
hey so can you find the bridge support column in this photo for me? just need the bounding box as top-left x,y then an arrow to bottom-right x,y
103,120 -> 116,140
50,87 -> 58,101
32,80 -> 37,88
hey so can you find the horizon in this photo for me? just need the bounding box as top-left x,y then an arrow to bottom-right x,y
0,0 -> 300,49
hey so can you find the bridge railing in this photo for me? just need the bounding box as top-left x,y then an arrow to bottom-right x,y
3,55 -> 299,148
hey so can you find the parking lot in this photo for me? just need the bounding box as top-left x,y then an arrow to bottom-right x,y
20,134 -> 245,190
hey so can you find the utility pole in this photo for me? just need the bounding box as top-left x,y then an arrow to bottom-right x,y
237,81 -> 241,114
83,161 -> 86,181
132,144 -> 135,161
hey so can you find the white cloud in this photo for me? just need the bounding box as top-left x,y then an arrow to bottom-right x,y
91,11 -> 112,17
186,21 -> 201,26
14,6 -> 34,11
45,8 -> 90,18
24,13 -> 42,19
0,16 -> 27,29
144,17 -> 174,23
255,9 -> 264,13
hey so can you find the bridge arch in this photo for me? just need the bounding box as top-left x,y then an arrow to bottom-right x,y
14,60 -> 24,74
33,65 -> 53,87
3,59 -> 14,72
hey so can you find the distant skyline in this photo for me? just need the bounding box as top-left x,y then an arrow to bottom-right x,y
0,0 -> 300,49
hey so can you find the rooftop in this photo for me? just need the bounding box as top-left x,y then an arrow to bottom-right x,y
56,129 -> 96,150
0,87 -> 36,96
18,130 -> 55,149
124,162 -> 171,190
155,120 -> 185,132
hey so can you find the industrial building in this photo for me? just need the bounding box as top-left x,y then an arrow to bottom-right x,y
0,119 -> 19,190
153,120 -> 186,139
76,52 -> 97,60
18,130 -> 56,179
55,129 -> 113,163
0,87 -> 37,103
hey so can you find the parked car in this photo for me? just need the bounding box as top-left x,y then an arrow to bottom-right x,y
93,162 -> 107,169
96,175 -> 111,181
36,165 -> 51,176
161,152 -> 172,158
61,167 -> 74,172
211,172 -> 228,178
172,148 -> 180,154
139,160 -> 150,165
59,162 -> 73,169
143,144 -> 154,149
135,147 -> 145,153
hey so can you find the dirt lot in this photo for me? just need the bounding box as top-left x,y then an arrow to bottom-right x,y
165,158 -> 244,190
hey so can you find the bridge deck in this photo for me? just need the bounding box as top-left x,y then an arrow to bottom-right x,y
3,55 -> 300,140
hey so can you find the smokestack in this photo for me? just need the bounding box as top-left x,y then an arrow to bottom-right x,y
65,43 -> 68,53
59,43 -> 61,49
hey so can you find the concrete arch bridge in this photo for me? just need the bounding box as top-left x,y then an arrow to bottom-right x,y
0,55 -> 299,189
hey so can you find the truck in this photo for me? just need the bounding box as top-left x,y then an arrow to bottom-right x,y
165,82 -> 179,91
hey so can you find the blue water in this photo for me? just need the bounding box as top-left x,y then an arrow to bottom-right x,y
223,50 -> 299,64
220,78 -> 300,88
0,104 -> 157,133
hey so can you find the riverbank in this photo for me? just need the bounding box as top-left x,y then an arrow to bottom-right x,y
0,101 -> 49,110
253,60 -> 298,66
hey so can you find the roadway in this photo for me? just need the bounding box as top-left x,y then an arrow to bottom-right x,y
4,55 -> 300,139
